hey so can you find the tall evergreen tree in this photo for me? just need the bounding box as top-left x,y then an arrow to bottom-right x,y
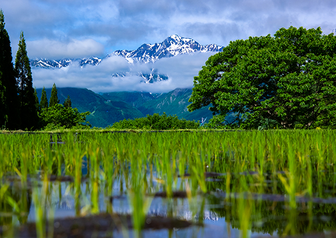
63,95 -> 72,108
15,32 -> 38,130
49,83 -> 59,107
0,10 -> 19,129
40,87 -> 48,109
34,88 -> 40,112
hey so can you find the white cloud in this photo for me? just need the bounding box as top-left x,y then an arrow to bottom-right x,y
32,52 -> 216,93
27,39 -> 105,58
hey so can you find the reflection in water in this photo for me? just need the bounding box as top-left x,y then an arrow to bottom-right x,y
206,178 -> 336,236
0,182 -> 32,228
2,170 -> 336,237
2,131 -> 336,237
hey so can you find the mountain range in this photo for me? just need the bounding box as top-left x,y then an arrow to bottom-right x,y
30,34 -> 223,68
33,35 -> 222,127
112,34 -> 223,64
36,87 -> 213,128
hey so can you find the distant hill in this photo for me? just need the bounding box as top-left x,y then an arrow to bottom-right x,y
36,87 -> 213,128
101,91 -> 160,108
36,87 -> 144,128
101,88 -> 213,122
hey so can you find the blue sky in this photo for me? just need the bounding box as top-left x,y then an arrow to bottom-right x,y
2,0 -> 336,92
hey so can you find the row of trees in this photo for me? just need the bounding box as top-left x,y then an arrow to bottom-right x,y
0,10 -> 36,130
110,112 -> 200,130
38,85 -> 90,130
188,26 -> 336,129
0,10 -> 89,130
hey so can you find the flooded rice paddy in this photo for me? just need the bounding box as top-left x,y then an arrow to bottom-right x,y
1,130 -> 336,238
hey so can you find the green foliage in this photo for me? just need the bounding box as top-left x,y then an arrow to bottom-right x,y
40,104 -> 91,130
63,95 -> 72,108
33,88 -> 40,112
110,112 -> 200,130
15,32 -> 39,130
49,83 -> 59,107
188,26 -> 336,129
40,87 -> 48,109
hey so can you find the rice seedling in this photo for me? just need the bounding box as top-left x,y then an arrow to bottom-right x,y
1,129 -> 336,237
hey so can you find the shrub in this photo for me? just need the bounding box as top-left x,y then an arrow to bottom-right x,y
110,113 -> 200,130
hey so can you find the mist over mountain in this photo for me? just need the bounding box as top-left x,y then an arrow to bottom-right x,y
30,35 -> 223,92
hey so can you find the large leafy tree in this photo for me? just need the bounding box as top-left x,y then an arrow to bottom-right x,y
188,27 -> 336,129
15,32 -> 39,130
0,10 -> 19,129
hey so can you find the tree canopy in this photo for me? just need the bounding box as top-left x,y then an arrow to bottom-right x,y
188,26 -> 336,129
111,113 -> 200,130
40,104 -> 91,130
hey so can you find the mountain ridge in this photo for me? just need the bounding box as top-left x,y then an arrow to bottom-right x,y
113,34 -> 223,64
30,34 -> 223,68
36,87 -> 213,128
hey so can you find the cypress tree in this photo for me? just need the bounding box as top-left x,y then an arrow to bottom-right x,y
0,10 -> 7,128
40,87 -> 48,109
63,95 -> 72,108
34,88 -> 40,112
15,32 -> 38,130
0,10 -> 19,129
49,83 -> 59,107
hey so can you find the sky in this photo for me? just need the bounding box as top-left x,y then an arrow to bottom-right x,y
2,0 -> 336,93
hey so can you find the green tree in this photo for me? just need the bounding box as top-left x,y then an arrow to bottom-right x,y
33,88 -> 40,112
63,95 -> 72,108
0,10 -> 19,129
188,26 -> 336,129
15,32 -> 38,130
40,104 -> 90,129
40,87 -> 48,109
49,83 -> 59,107
111,112 -> 200,130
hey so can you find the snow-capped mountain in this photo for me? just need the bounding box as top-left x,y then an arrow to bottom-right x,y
30,35 -> 223,68
113,34 -> 223,63
79,57 -> 102,67
31,59 -> 73,68
30,35 -> 223,84
30,57 -> 102,68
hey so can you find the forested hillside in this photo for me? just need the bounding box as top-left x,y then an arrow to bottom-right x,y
36,87 -> 212,127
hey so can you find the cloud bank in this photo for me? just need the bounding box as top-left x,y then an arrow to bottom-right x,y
27,39 -> 104,59
32,52 -> 215,93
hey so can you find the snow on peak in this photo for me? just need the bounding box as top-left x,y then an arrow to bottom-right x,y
30,35 -> 223,68
169,34 -> 181,40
